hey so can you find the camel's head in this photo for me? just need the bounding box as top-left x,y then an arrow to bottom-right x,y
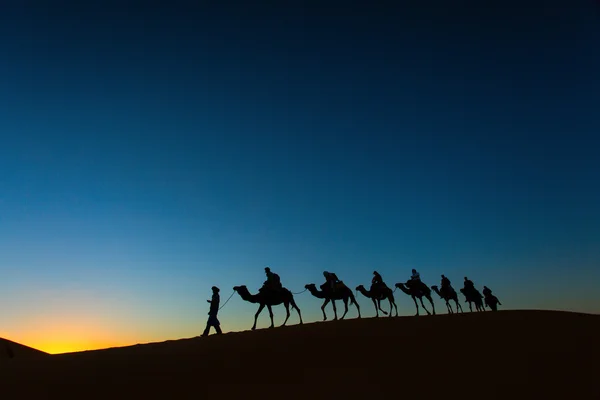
233,285 -> 247,292
305,283 -> 316,290
431,285 -> 439,290
394,282 -> 404,289
355,285 -> 365,291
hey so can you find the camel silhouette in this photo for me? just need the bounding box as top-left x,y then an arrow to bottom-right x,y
305,283 -> 361,321
395,280 -> 436,316
460,287 -> 485,312
431,285 -> 463,314
233,285 -> 303,330
484,293 -> 502,311
355,284 -> 398,317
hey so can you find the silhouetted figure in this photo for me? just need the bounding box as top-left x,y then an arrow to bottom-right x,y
431,284 -> 463,314
460,278 -> 485,312
441,274 -> 451,290
395,279 -> 436,316
356,284 -> 398,317
463,277 -> 475,294
482,286 -> 492,297
482,286 -> 502,311
305,282 -> 361,321
261,267 -> 283,293
202,286 -> 223,337
323,271 -> 341,293
233,284 -> 303,330
371,270 -> 384,291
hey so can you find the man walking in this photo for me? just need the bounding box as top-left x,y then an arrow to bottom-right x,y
202,286 -> 223,337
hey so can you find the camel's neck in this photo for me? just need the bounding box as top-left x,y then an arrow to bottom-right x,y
237,289 -> 260,303
358,288 -> 371,298
398,284 -> 411,295
432,287 -> 441,296
308,288 -> 325,298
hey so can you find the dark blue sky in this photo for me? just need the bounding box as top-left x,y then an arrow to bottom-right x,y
0,1 -> 599,351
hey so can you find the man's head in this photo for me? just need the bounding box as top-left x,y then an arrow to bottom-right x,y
265,267 -> 271,273
412,269 -> 417,273
323,271 -> 329,277
441,274 -> 445,278
464,276 -> 468,281
212,286 -> 220,293
484,286 -> 488,289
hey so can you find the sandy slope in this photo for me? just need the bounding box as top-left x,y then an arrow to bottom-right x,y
0,338 -> 48,360
1,310 -> 598,399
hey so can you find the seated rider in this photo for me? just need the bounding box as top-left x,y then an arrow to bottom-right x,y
323,271 -> 341,293
410,268 -> 425,290
441,274 -> 451,289
440,274 -> 451,295
482,286 -> 492,297
463,276 -> 475,294
263,267 -> 283,292
371,271 -> 384,291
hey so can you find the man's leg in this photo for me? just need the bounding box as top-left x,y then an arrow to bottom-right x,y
202,321 -> 211,337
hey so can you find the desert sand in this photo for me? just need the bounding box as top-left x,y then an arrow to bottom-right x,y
1,310 -> 598,399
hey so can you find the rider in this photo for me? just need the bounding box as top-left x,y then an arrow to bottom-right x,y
263,267 -> 283,292
323,271 -> 341,292
441,274 -> 451,289
410,268 -> 423,290
463,276 -> 475,294
372,270 -> 384,290
482,285 -> 492,297
440,274 -> 451,295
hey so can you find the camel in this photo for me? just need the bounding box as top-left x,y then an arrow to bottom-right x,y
460,287 -> 485,312
355,284 -> 398,317
484,293 -> 502,311
233,285 -> 303,330
395,280 -> 436,316
305,282 -> 361,321
431,285 -> 463,314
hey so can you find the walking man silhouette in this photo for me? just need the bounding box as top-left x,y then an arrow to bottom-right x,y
202,286 -> 223,337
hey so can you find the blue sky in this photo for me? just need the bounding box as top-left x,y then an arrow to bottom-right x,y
0,1 -> 599,352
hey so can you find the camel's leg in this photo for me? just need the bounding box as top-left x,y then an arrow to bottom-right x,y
252,304 -> 266,330
290,297 -> 303,324
371,298 -> 379,317
280,302 -> 291,327
419,297 -> 431,315
456,299 -> 463,313
340,298 -> 349,320
377,298 -> 389,315
427,295 -> 436,315
331,299 -> 339,320
321,298 -> 330,321
446,301 -> 452,314
388,296 -> 398,317
412,296 -> 420,316
349,294 -> 361,318
468,302 -> 473,312
267,305 -> 275,328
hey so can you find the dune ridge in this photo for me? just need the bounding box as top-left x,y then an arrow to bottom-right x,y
2,310 -> 598,398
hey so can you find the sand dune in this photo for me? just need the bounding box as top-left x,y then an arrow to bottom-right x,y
1,310 -> 598,398
0,338 -> 48,360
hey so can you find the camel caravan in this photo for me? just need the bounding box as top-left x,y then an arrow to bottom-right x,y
230,267 -> 502,331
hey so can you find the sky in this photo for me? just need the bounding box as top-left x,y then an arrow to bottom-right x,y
0,0 -> 599,354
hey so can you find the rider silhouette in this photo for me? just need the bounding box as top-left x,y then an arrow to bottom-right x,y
463,276 -> 475,294
323,271 -> 340,293
372,271 -> 384,291
482,286 -> 492,297
441,274 -> 451,288
441,274 -> 451,295
262,267 -> 283,292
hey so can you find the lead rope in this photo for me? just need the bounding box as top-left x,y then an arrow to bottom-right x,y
218,290 -> 236,310
292,288 -> 308,295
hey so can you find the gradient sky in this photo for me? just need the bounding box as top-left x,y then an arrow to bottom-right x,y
1,1 -> 599,354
